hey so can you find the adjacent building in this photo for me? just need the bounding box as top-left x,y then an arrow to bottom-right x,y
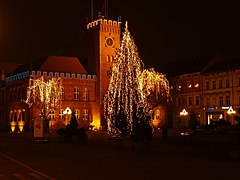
168,53 -> 240,128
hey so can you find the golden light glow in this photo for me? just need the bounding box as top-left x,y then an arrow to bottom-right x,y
24,76 -> 62,116
140,68 -> 170,100
104,21 -> 148,136
180,109 -> 188,116
63,107 -> 72,115
18,121 -> 25,132
10,121 -> 16,132
195,83 -> 199,88
227,106 -> 236,115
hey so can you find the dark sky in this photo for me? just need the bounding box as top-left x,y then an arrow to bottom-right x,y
0,0 -> 239,71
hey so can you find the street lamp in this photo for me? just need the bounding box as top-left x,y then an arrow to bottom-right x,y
227,106 -> 236,125
180,109 -> 188,133
63,107 -> 72,125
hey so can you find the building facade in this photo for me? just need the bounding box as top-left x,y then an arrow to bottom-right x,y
169,55 -> 240,128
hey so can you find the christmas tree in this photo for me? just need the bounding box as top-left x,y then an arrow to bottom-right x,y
104,22 -> 149,137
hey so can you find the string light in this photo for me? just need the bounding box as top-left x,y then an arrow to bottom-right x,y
104,21 -> 148,137
140,68 -> 170,100
24,76 -> 62,116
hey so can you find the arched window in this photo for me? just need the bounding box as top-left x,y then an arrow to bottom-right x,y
83,88 -> 88,101
74,87 -> 79,100
59,109 -> 64,120
106,55 -> 110,62
75,109 -> 80,120
83,109 -> 89,121
60,87 -> 64,100
49,109 -> 55,120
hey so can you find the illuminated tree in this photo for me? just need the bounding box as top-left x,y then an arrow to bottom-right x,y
24,76 -> 62,118
140,68 -> 170,107
104,22 -> 148,137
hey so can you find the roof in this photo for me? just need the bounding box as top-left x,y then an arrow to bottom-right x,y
202,58 -> 240,73
159,54 -> 215,77
14,56 -> 88,74
0,62 -> 21,75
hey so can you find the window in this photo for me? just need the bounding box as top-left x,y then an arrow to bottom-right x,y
188,96 -> 192,106
177,97 -> 182,106
219,80 -> 222,89
226,96 -> 230,106
206,97 -> 210,106
212,96 -> 216,106
206,82 -> 210,90
49,109 -> 55,120
75,109 -> 80,120
106,55 -> 110,62
83,88 -> 89,101
83,109 -> 89,121
60,87 -> 64,100
226,79 -> 229,88
74,87 -> 79,100
59,109 -> 64,120
195,96 -> 200,105
212,81 -> 216,89
219,96 -> 223,106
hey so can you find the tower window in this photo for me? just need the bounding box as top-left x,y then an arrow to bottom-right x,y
74,87 -> 79,100
83,88 -> 89,101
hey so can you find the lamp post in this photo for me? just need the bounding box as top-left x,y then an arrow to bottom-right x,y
227,106 -> 236,125
63,107 -> 72,125
180,109 -> 188,133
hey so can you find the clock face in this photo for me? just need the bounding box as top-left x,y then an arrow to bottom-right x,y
106,37 -> 114,47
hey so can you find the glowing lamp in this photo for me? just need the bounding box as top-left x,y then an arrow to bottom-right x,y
227,107 -> 236,115
180,109 -> 188,116
63,107 -> 72,115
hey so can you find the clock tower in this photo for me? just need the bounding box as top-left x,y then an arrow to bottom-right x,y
87,16 -> 121,124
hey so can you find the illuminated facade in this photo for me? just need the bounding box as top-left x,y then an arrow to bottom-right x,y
169,54 -> 240,128
0,17 -> 124,132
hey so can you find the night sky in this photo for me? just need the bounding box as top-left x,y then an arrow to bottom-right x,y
0,0 -> 239,71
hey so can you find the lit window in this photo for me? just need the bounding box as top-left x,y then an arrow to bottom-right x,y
106,55 -> 110,62
49,109 -> 55,120
74,87 -> 79,100
75,109 -> 80,120
60,87 -> 64,100
187,82 -> 192,88
59,109 -> 64,120
83,88 -> 89,101
83,109 -> 89,121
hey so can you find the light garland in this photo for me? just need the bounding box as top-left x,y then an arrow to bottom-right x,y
104,21 -> 149,137
24,76 -> 62,117
140,68 -> 170,100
